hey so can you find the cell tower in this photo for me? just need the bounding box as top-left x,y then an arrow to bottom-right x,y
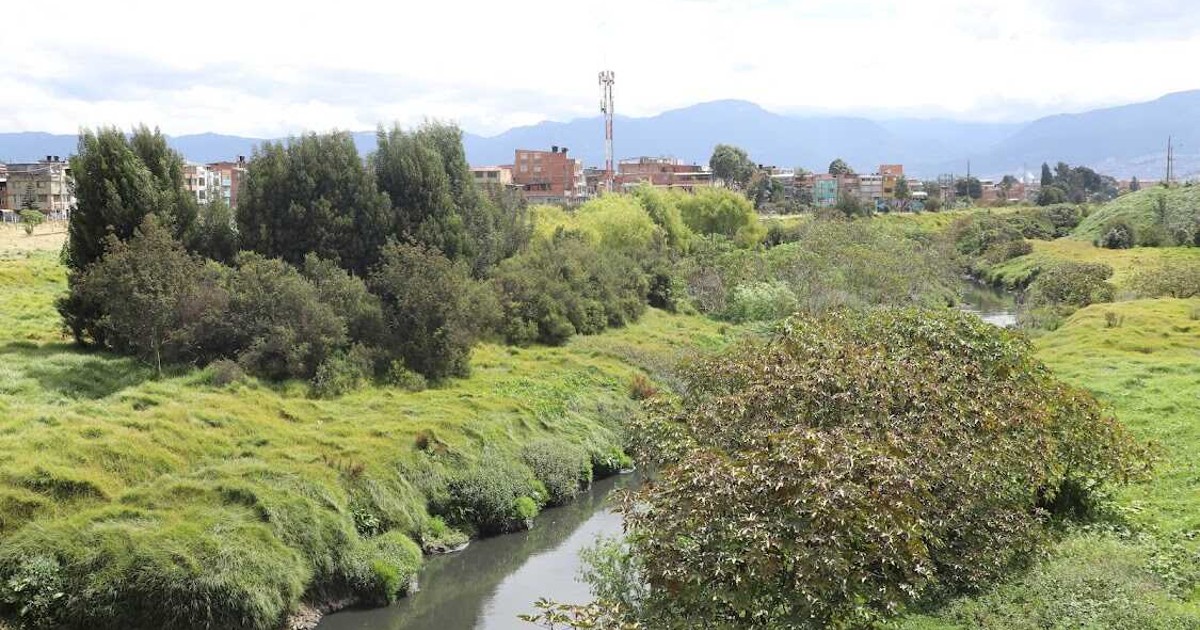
599,70 -> 615,192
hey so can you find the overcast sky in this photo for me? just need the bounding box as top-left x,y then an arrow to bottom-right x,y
2,0 -> 1197,138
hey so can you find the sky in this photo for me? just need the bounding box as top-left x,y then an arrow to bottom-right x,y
2,0 -> 1198,138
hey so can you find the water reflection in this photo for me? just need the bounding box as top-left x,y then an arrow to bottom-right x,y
959,280 -> 1018,327
318,474 -> 634,630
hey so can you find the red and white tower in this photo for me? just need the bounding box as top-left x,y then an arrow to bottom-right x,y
599,70 -> 615,193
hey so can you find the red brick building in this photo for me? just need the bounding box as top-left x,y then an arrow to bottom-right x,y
616,156 -> 711,191
512,147 -> 585,203
206,157 -> 247,208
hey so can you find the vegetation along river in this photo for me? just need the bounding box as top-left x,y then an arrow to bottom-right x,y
317,473 -> 637,630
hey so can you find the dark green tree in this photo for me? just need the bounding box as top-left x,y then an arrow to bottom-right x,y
369,241 -> 489,381
828,158 -> 854,176
237,132 -> 392,275
708,144 -> 754,188
66,127 -> 195,273
1040,163 -> 1053,187
1130,176 -> 1141,192
955,177 -> 983,200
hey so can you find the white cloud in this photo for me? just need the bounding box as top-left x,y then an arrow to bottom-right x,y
2,0 -> 1197,136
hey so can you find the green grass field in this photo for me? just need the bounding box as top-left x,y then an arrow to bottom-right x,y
1074,186 -> 1200,243
0,251 -> 731,628
980,238 -> 1200,290
903,297 -> 1200,628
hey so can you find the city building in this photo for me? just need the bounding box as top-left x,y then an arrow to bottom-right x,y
0,164 -> 8,213
470,165 -> 514,188
812,174 -> 838,207
183,163 -> 214,204
880,164 -> 904,199
511,147 -> 586,203
206,158 -> 247,208
858,174 -> 883,202
4,157 -> 74,215
616,156 -> 712,192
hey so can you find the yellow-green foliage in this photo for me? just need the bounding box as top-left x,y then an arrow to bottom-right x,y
903,298 -> 1200,628
983,239 -> 1200,290
675,188 -> 765,246
0,251 -> 730,628
530,196 -> 664,254
1074,186 -> 1200,242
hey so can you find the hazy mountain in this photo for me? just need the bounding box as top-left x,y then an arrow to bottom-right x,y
1,90 -> 1197,179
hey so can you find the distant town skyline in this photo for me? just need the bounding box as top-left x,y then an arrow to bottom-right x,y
2,0 -> 1198,138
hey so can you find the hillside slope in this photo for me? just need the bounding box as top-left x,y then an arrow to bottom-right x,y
1073,186 -> 1200,244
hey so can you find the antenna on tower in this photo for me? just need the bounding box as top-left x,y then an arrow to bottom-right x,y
599,70 -> 615,193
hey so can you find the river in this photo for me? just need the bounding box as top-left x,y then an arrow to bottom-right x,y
959,279 -> 1019,327
317,473 -> 636,630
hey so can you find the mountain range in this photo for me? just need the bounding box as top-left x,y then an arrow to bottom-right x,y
2,91 -> 1197,180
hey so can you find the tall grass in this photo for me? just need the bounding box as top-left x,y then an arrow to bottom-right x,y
0,251 -> 730,628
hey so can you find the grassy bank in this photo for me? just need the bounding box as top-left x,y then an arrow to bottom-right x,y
903,298 -> 1200,628
979,238 -> 1200,290
0,250 -> 729,629
1073,186 -> 1200,243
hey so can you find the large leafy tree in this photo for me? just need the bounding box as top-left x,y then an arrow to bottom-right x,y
237,132 -> 391,275
708,144 -> 754,188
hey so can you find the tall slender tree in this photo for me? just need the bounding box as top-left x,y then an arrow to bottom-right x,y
1040,162 -> 1053,187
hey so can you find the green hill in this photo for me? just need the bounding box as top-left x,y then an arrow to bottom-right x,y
1073,186 -> 1200,244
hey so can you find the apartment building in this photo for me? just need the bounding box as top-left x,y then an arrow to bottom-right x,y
184,163 -> 214,204
512,147 -> 585,202
206,158 -> 247,208
5,157 -> 74,214
0,165 -> 8,212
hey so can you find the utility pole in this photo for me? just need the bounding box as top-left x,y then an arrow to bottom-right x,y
599,70 -> 615,193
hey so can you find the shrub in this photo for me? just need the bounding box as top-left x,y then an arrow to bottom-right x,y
19,210 -> 44,236
0,554 -> 63,627
1026,262 -> 1116,309
369,241 -> 488,381
493,229 -> 648,346
724,281 -> 798,322
1104,311 -> 1123,328
301,254 -> 385,348
1097,219 -> 1135,249
627,374 -> 658,401
208,359 -> 245,387
310,344 -> 374,398
622,309 -> 1147,628
591,448 -> 634,478
384,361 -> 427,392
1129,261 -> 1200,299
522,440 -> 592,506
435,456 -> 540,535
418,516 -> 469,554
675,188 -> 764,246
225,253 -> 347,380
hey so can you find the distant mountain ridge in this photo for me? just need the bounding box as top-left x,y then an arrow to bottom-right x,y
2,91 -> 1197,179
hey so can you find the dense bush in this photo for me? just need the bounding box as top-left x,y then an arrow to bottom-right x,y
223,253 -> 347,380
369,241 -> 489,381
1129,261 -> 1200,299
724,281 -> 798,322
493,229 -> 648,345
675,188 -> 765,246
617,309 -> 1146,628
310,344 -> 375,398
521,440 -> 592,506
1097,219 -> 1136,249
1026,262 -> 1116,309
340,532 -> 421,606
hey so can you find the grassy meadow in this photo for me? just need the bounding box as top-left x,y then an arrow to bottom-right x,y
1073,186 -> 1200,243
980,238 -> 1200,290
0,246 -> 730,628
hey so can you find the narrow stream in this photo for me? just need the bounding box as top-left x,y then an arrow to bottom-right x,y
317,473 -> 636,630
959,279 -> 1019,327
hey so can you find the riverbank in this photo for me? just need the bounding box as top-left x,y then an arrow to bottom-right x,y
0,250 -> 731,629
